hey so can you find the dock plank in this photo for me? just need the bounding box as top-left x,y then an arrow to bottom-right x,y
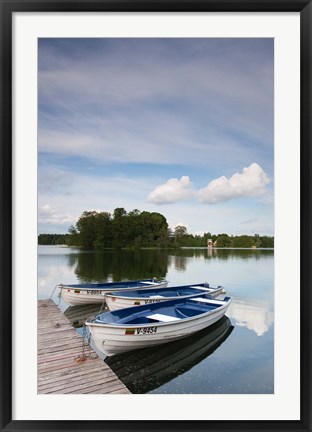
38,299 -> 130,394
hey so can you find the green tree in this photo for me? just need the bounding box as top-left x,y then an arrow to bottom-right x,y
260,236 -> 274,248
173,225 -> 188,246
216,233 -> 232,247
67,225 -> 78,246
232,235 -> 254,248
253,234 -> 262,248
62,208 -> 274,250
38,233 -> 68,245
76,211 -> 100,249
112,207 -> 128,248
93,212 -> 112,249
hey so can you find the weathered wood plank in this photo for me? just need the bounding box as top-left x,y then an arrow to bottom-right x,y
52,378 -> 127,394
38,299 -> 130,394
67,378 -> 130,394
38,349 -> 87,364
38,333 -> 82,343
38,342 -> 83,354
38,363 -> 108,381
38,358 -> 95,373
38,369 -> 116,390
84,386 -> 131,395
39,372 -> 119,393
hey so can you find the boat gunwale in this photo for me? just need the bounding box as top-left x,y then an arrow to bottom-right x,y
106,293 -> 204,302
104,285 -> 224,300
61,280 -> 167,291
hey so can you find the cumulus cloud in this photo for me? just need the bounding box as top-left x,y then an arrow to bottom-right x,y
197,163 -> 270,204
148,176 -> 194,205
148,164 -> 270,206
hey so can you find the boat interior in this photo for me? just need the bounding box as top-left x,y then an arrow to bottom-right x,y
66,279 -> 157,290
95,296 -> 231,325
107,284 -> 221,299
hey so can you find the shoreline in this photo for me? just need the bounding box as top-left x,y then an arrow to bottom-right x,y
38,244 -> 274,251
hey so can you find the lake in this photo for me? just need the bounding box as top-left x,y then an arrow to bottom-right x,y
38,245 -> 274,394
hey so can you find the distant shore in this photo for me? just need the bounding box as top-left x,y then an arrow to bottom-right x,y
38,244 -> 274,251
181,247 -> 274,250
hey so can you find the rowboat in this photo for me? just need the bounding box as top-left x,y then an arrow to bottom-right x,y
105,283 -> 226,311
105,316 -> 233,393
85,294 -> 232,356
59,278 -> 168,306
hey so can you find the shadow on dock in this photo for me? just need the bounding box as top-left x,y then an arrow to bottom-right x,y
105,316 -> 234,394
64,303 -> 106,328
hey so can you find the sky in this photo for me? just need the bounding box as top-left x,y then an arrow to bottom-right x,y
38,38 -> 274,236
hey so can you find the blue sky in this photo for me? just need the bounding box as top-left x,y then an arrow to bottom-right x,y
38,38 -> 274,236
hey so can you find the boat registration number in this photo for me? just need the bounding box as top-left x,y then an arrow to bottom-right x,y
137,326 -> 157,335
85,290 -> 103,295
144,299 -> 161,304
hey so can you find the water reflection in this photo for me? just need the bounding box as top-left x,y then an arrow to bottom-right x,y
170,254 -> 187,271
65,248 -> 274,283
105,316 -> 234,394
228,298 -> 274,336
173,248 -> 273,261
37,246 -> 273,394
38,255 -> 77,298
74,249 -> 169,283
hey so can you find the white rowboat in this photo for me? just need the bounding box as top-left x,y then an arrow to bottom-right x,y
105,283 -> 225,311
59,278 -> 168,306
86,294 -> 232,356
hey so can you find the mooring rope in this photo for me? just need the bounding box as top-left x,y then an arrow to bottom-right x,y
75,323 -> 98,363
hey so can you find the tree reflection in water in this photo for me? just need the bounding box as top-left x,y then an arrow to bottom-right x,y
66,248 -> 273,283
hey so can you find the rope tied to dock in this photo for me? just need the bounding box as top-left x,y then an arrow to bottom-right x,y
48,283 -> 62,305
75,323 -> 98,363
98,296 -> 107,315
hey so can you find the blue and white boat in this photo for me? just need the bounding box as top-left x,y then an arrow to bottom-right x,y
86,294 -> 232,356
59,278 -> 168,306
105,283 -> 225,311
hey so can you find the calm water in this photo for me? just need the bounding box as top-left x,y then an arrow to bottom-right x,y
38,245 -> 274,394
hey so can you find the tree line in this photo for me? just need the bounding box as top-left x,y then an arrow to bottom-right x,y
38,207 -> 274,250
38,233 -> 68,245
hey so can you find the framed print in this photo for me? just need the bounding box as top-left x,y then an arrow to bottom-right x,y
1,0 -> 311,431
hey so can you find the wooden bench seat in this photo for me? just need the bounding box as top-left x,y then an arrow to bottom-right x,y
146,313 -> 181,322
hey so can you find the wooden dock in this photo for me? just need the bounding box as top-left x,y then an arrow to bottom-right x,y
38,299 -> 131,394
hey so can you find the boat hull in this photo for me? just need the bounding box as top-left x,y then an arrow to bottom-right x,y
105,285 -> 225,311
86,299 -> 231,356
60,281 -> 168,306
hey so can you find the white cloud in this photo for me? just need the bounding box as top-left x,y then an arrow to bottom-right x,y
197,163 -> 270,204
148,176 -> 194,205
147,164 -> 270,207
38,204 -> 76,226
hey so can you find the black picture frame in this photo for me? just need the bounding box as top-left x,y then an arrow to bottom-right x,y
1,1 -> 311,431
